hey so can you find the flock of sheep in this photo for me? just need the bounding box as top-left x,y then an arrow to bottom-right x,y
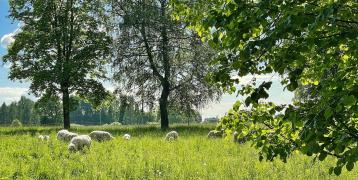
38,130 -> 179,152
38,128 -> 241,152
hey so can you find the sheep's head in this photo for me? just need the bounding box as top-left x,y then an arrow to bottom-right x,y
38,135 -> 44,141
68,144 -> 76,152
44,135 -> 50,141
123,134 -> 130,140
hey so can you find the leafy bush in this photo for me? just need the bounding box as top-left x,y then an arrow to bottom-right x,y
174,0 -> 358,175
110,122 -> 122,126
11,119 -> 22,127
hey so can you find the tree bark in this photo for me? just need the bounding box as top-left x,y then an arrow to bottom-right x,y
118,109 -> 126,124
160,81 -> 170,129
61,0 -> 73,130
62,88 -> 70,129
159,0 -> 171,129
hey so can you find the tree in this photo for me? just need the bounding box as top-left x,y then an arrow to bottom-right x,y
0,103 -> 9,125
17,96 -> 35,124
111,0 -> 221,129
7,102 -> 18,123
174,0 -> 358,175
34,96 -> 63,125
0,98 -> 37,125
118,94 -> 129,124
4,0 -> 112,129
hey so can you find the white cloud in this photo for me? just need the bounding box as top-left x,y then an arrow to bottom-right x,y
0,33 -> 15,48
0,23 -> 23,49
0,87 -> 29,104
232,73 -> 281,85
199,93 -> 246,119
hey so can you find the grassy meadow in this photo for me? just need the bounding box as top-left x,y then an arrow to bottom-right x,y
0,125 -> 357,179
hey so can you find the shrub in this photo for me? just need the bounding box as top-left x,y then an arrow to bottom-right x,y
110,122 -> 122,126
11,119 -> 22,127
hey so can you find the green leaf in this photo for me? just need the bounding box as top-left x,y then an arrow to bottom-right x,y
259,155 -> 263,162
329,167 -> 334,175
318,152 -> 327,161
233,101 -> 241,111
334,166 -> 342,176
324,108 -> 333,119
342,95 -> 357,106
346,162 -> 354,171
308,142 -> 321,153
335,104 -> 343,112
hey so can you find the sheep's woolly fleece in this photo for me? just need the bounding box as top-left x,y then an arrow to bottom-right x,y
38,135 -> 50,141
165,131 -> 179,141
57,129 -> 78,141
232,131 -> 239,142
89,131 -> 114,142
68,135 -> 92,152
123,134 -> 131,140
207,130 -> 223,139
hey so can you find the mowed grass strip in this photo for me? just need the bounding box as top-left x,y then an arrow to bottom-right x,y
0,125 -> 357,179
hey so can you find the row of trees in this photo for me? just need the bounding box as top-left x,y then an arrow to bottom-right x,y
3,0 -> 221,129
0,96 -> 35,125
0,95 -> 202,126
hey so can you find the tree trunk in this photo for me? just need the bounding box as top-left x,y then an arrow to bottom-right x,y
119,95 -> 127,124
159,0 -> 170,129
119,108 -> 125,124
62,88 -> 70,129
61,0 -> 73,130
160,81 -> 170,129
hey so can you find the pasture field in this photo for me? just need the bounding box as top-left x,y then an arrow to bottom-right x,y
0,125 -> 357,179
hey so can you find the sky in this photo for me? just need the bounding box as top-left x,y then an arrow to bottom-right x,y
0,1 -> 31,104
0,1 -> 294,119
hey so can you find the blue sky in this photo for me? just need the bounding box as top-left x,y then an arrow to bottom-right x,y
0,1 -> 31,104
0,1 -> 293,119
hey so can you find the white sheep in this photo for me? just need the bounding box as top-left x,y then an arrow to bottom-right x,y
232,131 -> 239,142
89,131 -> 114,142
68,135 -> 91,152
123,134 -> 131,140
38,135 -> 50,141
57,129 -> 78,141
165,131 -> 178,141
207,130 -> 223,139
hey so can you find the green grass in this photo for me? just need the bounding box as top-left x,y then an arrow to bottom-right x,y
0,125 -> 357,179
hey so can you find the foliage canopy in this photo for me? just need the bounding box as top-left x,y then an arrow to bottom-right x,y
172,0 -> 358,175
3,0 -> 112,129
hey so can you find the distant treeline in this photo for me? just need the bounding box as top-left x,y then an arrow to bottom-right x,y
0,96 -> 201,126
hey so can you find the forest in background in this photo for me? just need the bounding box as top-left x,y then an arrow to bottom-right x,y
0,95 -> 201,126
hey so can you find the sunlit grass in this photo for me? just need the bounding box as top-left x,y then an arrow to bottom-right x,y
0,125 -> 357,179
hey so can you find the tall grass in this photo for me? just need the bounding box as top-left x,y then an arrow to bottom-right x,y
0,125 -> 356,179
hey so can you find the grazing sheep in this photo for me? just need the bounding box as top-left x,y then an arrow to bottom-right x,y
57,129 -> 78,141
207,130 -> 223,139
68,135 -> 91,152
38,135 -> 50,141
89,131 -> 114,142
165,131 -> 178,141
232,131 -> 239,143
123,134 -> 131,140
